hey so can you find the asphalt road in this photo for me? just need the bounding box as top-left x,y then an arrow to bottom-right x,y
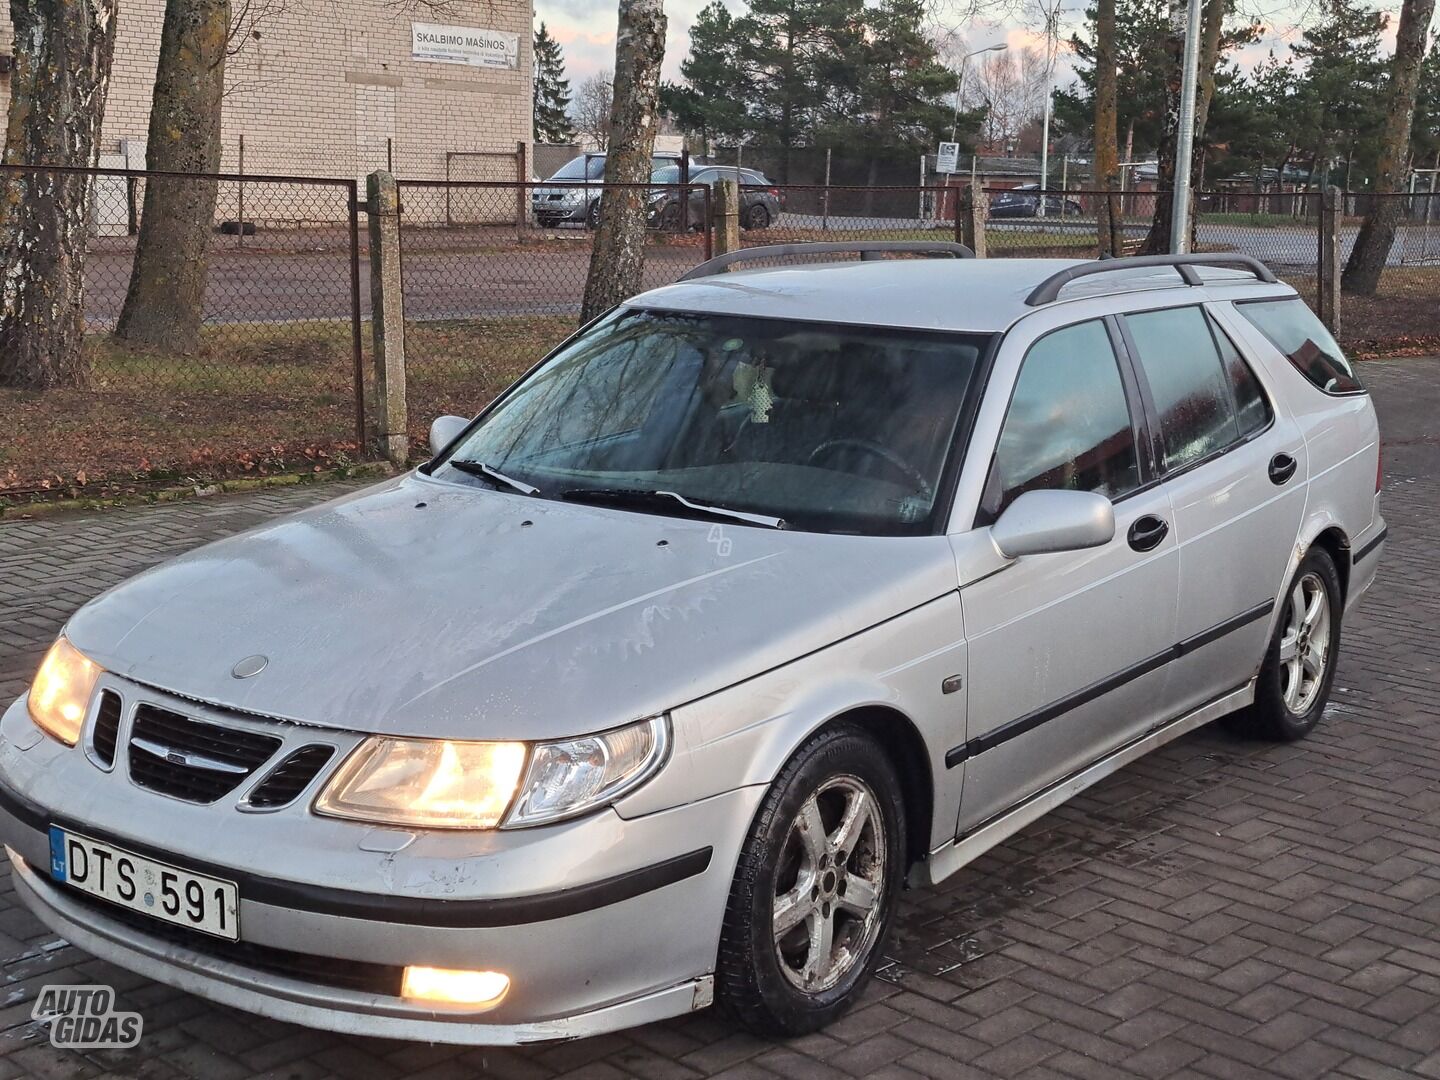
78,219 -> 1440,329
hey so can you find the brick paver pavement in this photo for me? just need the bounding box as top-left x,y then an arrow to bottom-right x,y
0,358 -> 1436,1080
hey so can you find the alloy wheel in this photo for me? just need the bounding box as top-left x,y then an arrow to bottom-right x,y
772,775 -> 887,994
1279,571 -> 1331,714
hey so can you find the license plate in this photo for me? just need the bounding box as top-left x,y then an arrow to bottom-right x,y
48,827 -> 239,941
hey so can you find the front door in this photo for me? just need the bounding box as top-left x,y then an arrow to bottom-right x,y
957,317 -> 1180,834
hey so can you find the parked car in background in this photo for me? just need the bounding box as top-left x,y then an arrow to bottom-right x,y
647,166 -> 784,231
989,184 -> 1085,219
532,153 -> 695,228
1,248 -> 1382,1046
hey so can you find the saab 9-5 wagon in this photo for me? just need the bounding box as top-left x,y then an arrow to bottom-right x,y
2,247 -> 1383,1043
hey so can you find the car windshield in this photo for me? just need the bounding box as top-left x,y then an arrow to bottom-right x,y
548,156 -> 606,181
439,309 -> 991,535
652,165 -> 681,183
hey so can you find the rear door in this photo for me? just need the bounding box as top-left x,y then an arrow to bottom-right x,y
956,317 -> 1179,833
1118,304 -> 1307,715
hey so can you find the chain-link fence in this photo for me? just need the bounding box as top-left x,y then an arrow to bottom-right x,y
6,167 -> 1436,501
392,179 -> 712,447
1196,191 -> 1440,352
0,165 -> 365,499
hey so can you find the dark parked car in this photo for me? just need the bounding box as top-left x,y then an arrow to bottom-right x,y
989,185 -> 1084,219
533,154 -> 694,228
647,166 -> 784,231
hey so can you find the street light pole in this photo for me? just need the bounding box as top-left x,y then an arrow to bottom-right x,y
952,43 -> 1008,143
1039,85 -> 1053,217
1170,0 -> 1204,253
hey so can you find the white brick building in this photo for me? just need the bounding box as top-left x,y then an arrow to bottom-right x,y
0,0 -> 533,182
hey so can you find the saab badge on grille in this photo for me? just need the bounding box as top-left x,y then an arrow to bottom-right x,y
231,654 -> 268,679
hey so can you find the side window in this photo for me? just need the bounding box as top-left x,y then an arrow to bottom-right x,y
1234,297 -> 1363,394
989,320 -> 1141,515
1213,320 -> 1272,437
1125,306 -> 1239,470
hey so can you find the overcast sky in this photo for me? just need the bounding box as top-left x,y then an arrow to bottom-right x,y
533,0 -> 1410,95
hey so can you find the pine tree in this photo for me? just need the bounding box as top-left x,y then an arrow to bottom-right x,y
847,0 -> 958,149
660,2 -> 752,154
533,22 -> 575,144
1289,0 -> 1386,187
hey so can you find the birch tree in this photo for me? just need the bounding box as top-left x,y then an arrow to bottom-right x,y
1341,0 -> 1437,295
115,0 -> 230,350
580,0 -> 666,322
0,0 -> 119,388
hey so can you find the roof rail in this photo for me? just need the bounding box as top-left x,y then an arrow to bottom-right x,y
678,240 -> 974,281
1024,253 -> 1279,306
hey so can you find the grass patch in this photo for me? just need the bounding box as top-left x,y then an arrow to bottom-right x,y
2,315 -> 576,498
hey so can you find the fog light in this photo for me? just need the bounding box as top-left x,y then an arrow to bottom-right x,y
401,966 -> 510,1008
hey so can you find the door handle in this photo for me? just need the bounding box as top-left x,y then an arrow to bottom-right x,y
1268,453 -> 1298,486
1127,515 -> 1169,552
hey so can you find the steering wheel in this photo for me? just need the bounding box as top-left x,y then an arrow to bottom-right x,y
807,438 -> 932,496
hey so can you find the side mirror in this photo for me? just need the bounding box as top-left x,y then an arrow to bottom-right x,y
428,415 -> 468,457
991,489 -> 1115,559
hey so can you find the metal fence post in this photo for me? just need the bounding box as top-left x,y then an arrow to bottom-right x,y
366,170 -> 408,466
516,140 -> 527,229
1318,185 -> 1342,335
347,182 -> 366,449
960,179 -> 988,257
713,178 -> 740,256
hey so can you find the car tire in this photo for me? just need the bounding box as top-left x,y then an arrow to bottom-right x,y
715,723 -> 905,1036
586,199 -> 601,229
744,204 -> 771,230
1227,548 -> 1343,741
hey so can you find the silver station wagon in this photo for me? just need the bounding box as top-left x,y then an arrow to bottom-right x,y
1,247 -> 1384,1044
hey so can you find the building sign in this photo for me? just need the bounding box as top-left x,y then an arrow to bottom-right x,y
936,143 -> 961,174
411,23 -> 519,70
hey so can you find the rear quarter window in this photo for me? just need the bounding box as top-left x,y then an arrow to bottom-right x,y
1235,297 -> 1363,394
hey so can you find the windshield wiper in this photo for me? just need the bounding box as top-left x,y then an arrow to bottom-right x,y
561,488 -> 786,529
448,459 -> 541,496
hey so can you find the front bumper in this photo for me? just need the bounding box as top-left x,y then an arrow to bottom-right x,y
532,198 -> 586,223
0,688 -> 762,1044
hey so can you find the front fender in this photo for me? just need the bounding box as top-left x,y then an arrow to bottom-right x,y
614,594 -> 966,856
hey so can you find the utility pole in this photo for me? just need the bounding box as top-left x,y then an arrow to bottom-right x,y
1169,0 -> 1204,252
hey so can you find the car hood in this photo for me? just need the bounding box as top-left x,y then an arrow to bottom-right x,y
65,474 -> 958,741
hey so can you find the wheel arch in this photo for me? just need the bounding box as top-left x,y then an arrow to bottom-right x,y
776,705 -> 935,873
1310,525 -> 1351,602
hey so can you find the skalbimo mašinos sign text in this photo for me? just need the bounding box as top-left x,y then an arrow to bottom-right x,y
411,23 -> 519,70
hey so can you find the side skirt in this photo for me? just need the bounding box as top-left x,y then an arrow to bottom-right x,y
909,679 -> 1255,889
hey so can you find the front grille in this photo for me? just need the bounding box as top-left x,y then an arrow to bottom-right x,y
246,745 -> 335,809
59,887 -> 404,996
128,705 -> 282,804
92,691 -> 122,766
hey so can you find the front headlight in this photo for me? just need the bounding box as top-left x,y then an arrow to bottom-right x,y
507,716 -> 668,828
313,716 -> 667,830
314,737 -> 527,828
28,636 -> 102,746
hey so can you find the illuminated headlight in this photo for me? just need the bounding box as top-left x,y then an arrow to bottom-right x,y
28,636 -> 102,746
314,738 -> 527,829
314,716 -> 667,830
